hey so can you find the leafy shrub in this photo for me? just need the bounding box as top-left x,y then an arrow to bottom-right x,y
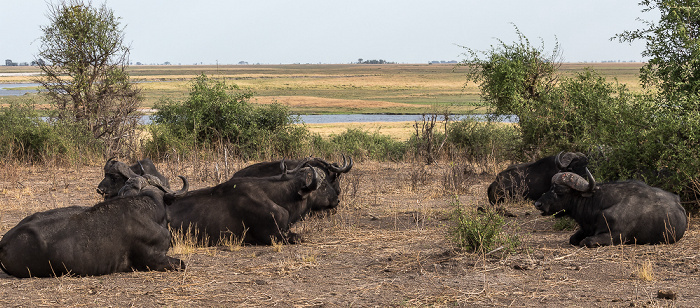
325,128 -> 407,161
148,74 -> 309,159
519,69 -> 642,155
446,117 -> 521,164
449,196 -> 518,253
0,102 -> 102,164
552,216 -> 578,231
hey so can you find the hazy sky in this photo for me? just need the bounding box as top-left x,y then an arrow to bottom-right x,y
1,1 -> 657,65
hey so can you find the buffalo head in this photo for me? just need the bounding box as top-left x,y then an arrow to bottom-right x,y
534,168 -> 596,216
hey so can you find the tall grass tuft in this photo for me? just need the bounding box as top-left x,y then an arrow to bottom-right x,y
449,196 -> 519,254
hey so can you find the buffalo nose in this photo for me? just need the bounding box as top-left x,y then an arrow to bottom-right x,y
534,201 -> 541,208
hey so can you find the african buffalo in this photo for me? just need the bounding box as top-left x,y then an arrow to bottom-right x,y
232,155 -> 353,211
167,164 -> 323,246
97,158 -> 169,199
534,169 -> 687,247
487,152 -> 588,204
0,176 -> 188,278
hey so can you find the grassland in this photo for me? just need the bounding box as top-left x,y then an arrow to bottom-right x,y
0,62 -> 643,115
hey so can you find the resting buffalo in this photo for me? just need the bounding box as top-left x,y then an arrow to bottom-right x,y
487,152 -> 588,204
97,158 -> 169,199
167,164 -> 323,246
232,155 -> 353,211
534,169 -> 687,247
0,176 -> 187,278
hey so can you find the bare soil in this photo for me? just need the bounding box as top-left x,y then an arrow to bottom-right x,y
0,160 -> 698,307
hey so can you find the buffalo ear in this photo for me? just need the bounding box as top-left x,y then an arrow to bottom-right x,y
116,162 -> 139,179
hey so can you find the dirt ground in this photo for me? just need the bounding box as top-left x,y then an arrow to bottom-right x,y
0,160 -> 698,307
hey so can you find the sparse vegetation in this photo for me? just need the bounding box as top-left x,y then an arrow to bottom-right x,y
552,216 -> 578,231
448,196 -> 519,253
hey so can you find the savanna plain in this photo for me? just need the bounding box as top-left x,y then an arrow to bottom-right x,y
0,63 -> 698,307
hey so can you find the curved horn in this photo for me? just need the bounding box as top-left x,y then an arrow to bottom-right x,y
584,168 -> 596,192
555,151 -> 564,169
328,155 -> 353,173
148,175 -> 188,196
137,161 -> 146,175
552,170 -> 595,192
282,159 -> 306,175
307,167 -> 321,190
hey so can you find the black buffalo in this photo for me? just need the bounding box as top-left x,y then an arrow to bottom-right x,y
97,158 -> 169,199
534,169 -> 687,247
0,176 -> 187,278
487,152 -> 588,204
232,155 -> 353,211
167,164 -> 323,246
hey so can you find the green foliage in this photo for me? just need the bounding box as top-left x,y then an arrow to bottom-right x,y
149,74 -> 308,159
613,0 -> 700,103
449,197 -> 518,253
552,216 -> 578,231
520,69 -> 643,155
612,1 -> 700,210
459,25 -> 560,117
37,0 -> 139,151
446,117 -> 521,163
0,102 -> 102,163
323,129 -> 407,161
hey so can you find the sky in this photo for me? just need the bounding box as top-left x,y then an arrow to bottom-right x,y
0,1 -> 658,65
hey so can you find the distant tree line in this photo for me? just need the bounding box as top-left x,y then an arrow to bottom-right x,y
356,58 -> 394,64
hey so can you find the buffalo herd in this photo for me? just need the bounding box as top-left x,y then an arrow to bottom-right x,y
0,151 -> 691,278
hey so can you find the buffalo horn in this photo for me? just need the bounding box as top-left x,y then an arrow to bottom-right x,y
149,175 -> 188,196
282,159 -> 307,175
552,168 -> 596,192
307,167 -> 321,190
328,154 -> 353,173
556,151 -> 579,169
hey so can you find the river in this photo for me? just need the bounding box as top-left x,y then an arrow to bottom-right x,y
2,83 -> 517,124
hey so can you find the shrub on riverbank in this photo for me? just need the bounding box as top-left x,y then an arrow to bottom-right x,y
0,101 -> 102,164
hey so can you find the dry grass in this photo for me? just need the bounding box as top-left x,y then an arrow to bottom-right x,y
304,121 -> 417,141
0,159 -> 697,306
636,259 -> 655,282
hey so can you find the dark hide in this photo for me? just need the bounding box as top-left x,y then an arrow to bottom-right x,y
487,152 -> 588,204
167,167 -> 322,246
232,156 -> 353,211
0,176 -> 186,278
535,171 -> 687,247
97,158 -> 169,199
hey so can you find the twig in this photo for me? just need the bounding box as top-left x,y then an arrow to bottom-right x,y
551,247 -> 585,261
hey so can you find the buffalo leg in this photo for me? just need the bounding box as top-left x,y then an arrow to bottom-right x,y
568,229 -> 587,246
579,232 -> 621,247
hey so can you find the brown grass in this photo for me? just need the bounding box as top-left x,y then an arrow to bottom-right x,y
303,121 -> 417,141
0,159 -> 698,306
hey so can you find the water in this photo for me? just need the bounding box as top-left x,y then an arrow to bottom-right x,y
5,83 -> 518,123
0,83 -> 41,96
140,114 -> 517,125
297,114 -> 516,123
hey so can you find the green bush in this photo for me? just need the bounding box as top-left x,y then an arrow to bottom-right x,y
552,216 -> 578,231
326,129 -> 407,161
0,102 -> 102,163
449,197 -> 518,253
519,69 -> 642,155
148,74 -> 309,159
446,117 -> 521,164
